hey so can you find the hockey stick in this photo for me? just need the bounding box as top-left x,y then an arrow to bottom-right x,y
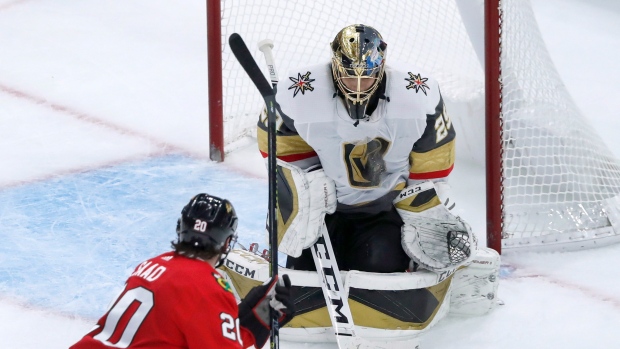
310,223 -> 358,348
228,33 -> 280,348
258,39 -> 279,90
255,39 -> 360,349
256,38 -> 281,349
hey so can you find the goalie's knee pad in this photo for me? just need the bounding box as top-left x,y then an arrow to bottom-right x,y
217,248 -> 271,301
449,247 -> 501,316
221,248 -> 450,347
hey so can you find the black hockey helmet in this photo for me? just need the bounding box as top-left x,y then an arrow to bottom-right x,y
331,24 -> 387,120
176,193 -> 238,263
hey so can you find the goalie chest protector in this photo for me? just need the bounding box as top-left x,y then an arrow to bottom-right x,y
276,62 -> 443,208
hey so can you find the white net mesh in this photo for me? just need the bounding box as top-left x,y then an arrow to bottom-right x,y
500,0 -> 620,247
218,0 -> 620,250
220,0 -> 483,151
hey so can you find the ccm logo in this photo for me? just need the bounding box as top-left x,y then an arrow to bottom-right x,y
398,185 -> 423,199
313,237 -> 350,325
225,259 -> 256,279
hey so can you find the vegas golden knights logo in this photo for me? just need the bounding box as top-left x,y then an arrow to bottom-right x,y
343,138 -> 390,188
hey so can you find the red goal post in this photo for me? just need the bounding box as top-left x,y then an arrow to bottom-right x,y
207,0 -> 620,254
207,0 -> 224,162
485,0 -> 502,253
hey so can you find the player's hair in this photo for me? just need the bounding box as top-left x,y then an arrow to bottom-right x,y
171,238 -> 226,260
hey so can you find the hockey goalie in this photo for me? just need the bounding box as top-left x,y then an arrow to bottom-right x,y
220,24 -> 500,347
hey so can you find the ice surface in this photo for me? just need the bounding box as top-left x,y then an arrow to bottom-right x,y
0,0 -> 620,348
0,155 -> 268,318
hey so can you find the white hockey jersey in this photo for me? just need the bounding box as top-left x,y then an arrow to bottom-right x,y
257,62 -> 456,214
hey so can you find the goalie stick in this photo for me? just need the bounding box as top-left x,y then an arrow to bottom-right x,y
233,35 -> 411,349
231,34 -> 366,348
256,38 -> 281,349
255,38 -> 366,349
258,39 -> 279,90
229,32 -> 281,349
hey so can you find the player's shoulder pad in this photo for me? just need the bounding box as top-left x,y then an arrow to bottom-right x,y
276,62 -> 335,119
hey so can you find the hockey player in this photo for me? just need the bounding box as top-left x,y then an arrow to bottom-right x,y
70,193 -> 295,349
258,24 -> 476,273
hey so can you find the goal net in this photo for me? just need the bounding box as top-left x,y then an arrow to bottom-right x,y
212,0 -> 620,251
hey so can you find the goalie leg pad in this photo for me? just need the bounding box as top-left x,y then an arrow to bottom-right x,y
395,181 -> 477,272
222,248 -> 450,347
218,248 -> 271,301
449,247 -> 501,316
276,160 -> 337,257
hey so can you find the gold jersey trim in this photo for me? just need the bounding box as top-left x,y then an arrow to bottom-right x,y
257,127 -> 315,157
409,139 -> 455,175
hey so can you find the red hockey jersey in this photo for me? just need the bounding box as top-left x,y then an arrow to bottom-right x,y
70,251 -> 256,349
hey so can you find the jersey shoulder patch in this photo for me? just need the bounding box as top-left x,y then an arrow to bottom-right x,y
386,63 -> 436,95
212,272 -> 233,293
404,72 -> 430,95
283,63 -> 332,98
276,63 -> 336,124
288,71 -> 316,97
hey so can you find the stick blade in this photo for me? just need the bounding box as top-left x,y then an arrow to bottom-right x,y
229,33 -> 274,98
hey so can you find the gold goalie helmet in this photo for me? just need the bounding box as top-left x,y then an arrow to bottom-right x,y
331,24 -> 387,120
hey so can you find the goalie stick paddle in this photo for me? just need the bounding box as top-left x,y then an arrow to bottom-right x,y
310,223 -> 364,349
229,32 -> 280,349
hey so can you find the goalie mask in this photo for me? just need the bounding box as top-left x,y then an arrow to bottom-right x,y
177,193 -> 238,267
331,24 -> 387,120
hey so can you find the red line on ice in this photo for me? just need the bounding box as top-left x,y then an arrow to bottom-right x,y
0,84 -> 187,154
0,0 -> 30,11
516,272 -> 620,310
0,83 -> 267,186
0,83 -> 217,189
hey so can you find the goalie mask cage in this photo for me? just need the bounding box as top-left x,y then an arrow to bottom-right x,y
207,0 -> 620,253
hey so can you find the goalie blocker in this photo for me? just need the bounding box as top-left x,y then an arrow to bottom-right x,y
219,246 -> 500,346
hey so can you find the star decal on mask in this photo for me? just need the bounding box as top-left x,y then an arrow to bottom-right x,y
288,71 -> 315,97
405,72 -> 429,95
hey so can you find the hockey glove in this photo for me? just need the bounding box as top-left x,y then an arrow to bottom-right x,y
238,274 -> 295,348
394,181 -> 477,272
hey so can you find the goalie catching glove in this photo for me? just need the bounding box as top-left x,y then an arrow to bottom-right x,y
394,181 -> 476,272
275,160 -> 337,257
238,274 -> 295,348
